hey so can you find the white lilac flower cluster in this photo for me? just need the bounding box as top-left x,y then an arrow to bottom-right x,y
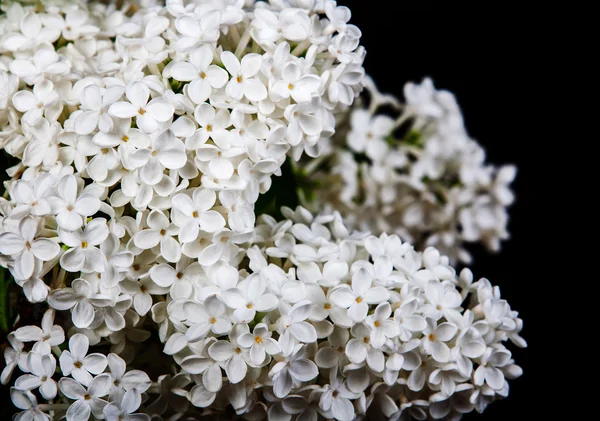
0,0 -> 525,420
1,205 -> 525,421
301,77 -> 516,264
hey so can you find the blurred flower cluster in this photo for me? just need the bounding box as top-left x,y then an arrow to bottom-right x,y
302,77 -> 516,263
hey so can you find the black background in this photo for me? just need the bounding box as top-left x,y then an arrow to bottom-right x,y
337,1 -> 545,419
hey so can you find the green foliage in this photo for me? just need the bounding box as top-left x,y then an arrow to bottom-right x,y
254,157 -> 323,219
0,268 -> 15,333
386,129 -> 423,148
0,152 -> 15,334
254,158 -> 300,220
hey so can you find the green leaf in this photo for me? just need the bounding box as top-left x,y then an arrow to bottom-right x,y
0,268 -> 12,332
169,78 -> 184,94
255,158 -> 300,220
402,130 -> 422,147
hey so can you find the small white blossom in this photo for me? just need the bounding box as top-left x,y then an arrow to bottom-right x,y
329,268 -> 390,322
0,216 -> 60,279
109,82 -> 174,133
238,323 -> 280,366
59,374 -> 112,421
59,218 -> 109,273
59,333 -> 108,387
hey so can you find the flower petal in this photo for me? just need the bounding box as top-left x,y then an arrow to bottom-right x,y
288,359 -> 318,382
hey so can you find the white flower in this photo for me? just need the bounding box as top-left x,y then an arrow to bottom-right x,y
277,300 -> 318,356
106,353 -> 151,398
180,353 -> 224,393
365,302 -> 399,348
49,174 -> 101,231
2,9 -> 59,51
329,267 -> 390,322
92,119 -> 150,152
59,374 -> 111,421
103,388 -> 149,421
188,103 -> 232,150
237,323 -> 280,367
0,216 -> 60,279
171,188 -> 225,241
59,218 -> 109,273
428,364 -> 466,398
284,101 -> 324,146
221,51 -> 267,102
13,309 -> 64,355
324,2 -> 352,34
1,334 -> 27,385
474,347 -> 511,391
9,47 -> 69,85
305,283 -> 352,327
422,280 -> 462,323
393,298 -> 427,341
61,8 -> 100,40
92,294 -> 132,333
174,11 -> 221,51
9,175 -> 53,218
252,9 -> 311,44
451,326 -> 486,377
59,333 -> 108,387
12,79 -> 62,126
314,326 -> 349,369
271,62 -> 322,103
171,45 -> 229,104
133,210 -> 181,263
220,274 -> 279,323
47,278 -> 111,328
75,84 -> 124,135
319,371 -> 358,421
148,257 -> 199,300
207,326 -> 250,384
422,319 -> 458,363
121,277 -> 169,317
129,129 -> 187,185
109,82 -> 174,133
184,295 -> 232,342
99,234 -> 135,288
345,322 -> 385,372
268,344 -> 318,398
15,352 -> 57,400
10,388 -> 50,421
219,191 -> 256,232
346,109 -> 393,161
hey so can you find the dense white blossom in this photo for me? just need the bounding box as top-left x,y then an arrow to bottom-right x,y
3,202 -> 524,421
